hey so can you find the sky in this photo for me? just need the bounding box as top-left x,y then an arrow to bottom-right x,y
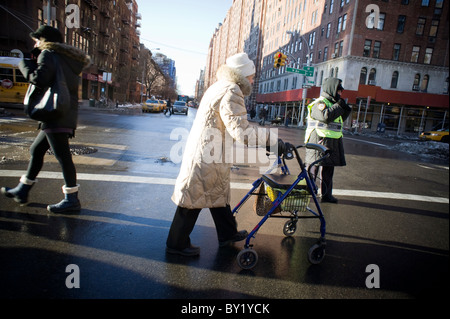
136,0 -> 233,96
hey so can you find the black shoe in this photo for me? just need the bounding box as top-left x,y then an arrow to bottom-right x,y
321,196 -> 338,204
166,245 -> 200,256
219,230 -> 248,247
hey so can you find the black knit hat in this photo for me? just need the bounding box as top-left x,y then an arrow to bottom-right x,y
30,25 -> 63,43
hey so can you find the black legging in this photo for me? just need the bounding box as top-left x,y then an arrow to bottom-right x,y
26,130 -> 77,187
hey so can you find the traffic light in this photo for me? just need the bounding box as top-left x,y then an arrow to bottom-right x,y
273,52 -> 287,68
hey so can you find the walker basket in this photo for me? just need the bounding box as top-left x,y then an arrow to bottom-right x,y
267,186 -> 310,212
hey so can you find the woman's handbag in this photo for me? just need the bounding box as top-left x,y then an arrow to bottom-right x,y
24,54 -> 70,122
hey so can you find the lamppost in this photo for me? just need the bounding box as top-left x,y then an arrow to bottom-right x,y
286,30 -> 312,128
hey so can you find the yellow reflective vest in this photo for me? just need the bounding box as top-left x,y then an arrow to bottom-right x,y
305,97 -> 343,143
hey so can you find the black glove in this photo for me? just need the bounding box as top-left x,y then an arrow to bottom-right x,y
30,47 -> 41,61
337,99 -> 351,112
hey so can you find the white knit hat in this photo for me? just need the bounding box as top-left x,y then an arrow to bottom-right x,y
226,53 -> 256,77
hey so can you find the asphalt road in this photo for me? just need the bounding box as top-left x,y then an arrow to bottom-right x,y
0,106 -> 448,301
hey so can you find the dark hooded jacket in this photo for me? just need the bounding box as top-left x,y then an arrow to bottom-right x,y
19,42 -> 90,131
305,78 -> 351,167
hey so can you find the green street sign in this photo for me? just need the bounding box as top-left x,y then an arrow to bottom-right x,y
303,66 -> 315,72
305,71 -> 314,77
286,67 -> 305,75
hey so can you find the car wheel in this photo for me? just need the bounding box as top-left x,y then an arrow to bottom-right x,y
441,135 -> 449,143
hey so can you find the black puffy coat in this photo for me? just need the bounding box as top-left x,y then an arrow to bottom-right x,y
305,78 -> 351,167
19,42 -> 90,131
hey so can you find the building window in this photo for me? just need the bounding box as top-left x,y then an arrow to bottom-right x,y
323,47 -> 328,61
329,0 -> 334,14
411,46 -> 420,63
393,44 -> 401,61
359,67 -> 367,84
424,48 -> 433,64
342,14 -> 347,31
429,20 -> 439,38
391,71 -> 399,88
373,41 -> 381,58
337,16 -> 342,33
339,41 -> 344,57
421,75 -> 429,92
368,68 -> 377,85
363,40 -> 372,57
413,74 -> 420,91
444,77 -> 449,94
401,0 -> 409,4
335,67 -> 339,78
326,23 -> 331,38
334,42 -> 339,56
416,18 -> 426,35
421,0 -> 430,6
397,15 -> 406,33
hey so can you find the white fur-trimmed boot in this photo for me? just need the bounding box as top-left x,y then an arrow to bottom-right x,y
1,175 -> 36,204
47,185 -> 81,213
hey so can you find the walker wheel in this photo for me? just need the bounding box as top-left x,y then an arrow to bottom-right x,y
283,220 -> 297,237
237,248 -> 258,270
308,243 -> 326,264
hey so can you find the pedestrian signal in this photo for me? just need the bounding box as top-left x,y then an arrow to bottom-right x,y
273,52 -> 287,68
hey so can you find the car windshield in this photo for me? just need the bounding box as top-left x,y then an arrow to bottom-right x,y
146,100 -> 158,104
174,102 -> 186,106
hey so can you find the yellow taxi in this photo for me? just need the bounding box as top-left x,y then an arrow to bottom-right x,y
419,128 -> 449,143
142,99 -> 162,113
158,100 -> 167,111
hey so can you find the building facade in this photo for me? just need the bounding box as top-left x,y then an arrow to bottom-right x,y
203,0 -> 449,134
0,0 -> 142,104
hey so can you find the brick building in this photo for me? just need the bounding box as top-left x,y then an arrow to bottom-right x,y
0,0 -> 142,104
203,0 -> 449,134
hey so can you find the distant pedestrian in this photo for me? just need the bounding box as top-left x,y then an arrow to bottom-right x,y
1,25 -> 90,213
305,77 -> 351,203
259,107 -> 267,125
166,53 -> 287,256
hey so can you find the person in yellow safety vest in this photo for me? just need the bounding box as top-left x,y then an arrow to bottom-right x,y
305,78 -> 351,203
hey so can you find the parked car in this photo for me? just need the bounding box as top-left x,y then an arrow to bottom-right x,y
419,128 -> 449,143
142,99 -> 162,113
173,101 -> 188,115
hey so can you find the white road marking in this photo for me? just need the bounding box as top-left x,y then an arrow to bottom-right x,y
345,137 -> 388,147
1,170 -> 448,204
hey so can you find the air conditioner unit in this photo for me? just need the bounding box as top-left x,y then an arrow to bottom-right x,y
412,85 -> 420,91
331,53 -> 336,58
368,80 -> 376,85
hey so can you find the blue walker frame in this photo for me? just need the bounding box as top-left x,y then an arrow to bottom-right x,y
232,143 -> 330,269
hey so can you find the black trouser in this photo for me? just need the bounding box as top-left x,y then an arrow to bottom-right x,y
166,205 -> 238,250
26,130 -> 77,187
309,165 -> 335,199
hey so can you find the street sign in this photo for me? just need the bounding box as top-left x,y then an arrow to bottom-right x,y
308,80 -> 315,84
305,72 -> 314,77
303,66 -> 315,72
302,85 -> 311,89
286,67 -> 305,75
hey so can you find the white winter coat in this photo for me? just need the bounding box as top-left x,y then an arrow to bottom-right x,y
171,65 -> 267,209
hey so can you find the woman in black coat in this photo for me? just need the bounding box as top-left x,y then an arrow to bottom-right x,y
1,26 -> 90,213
